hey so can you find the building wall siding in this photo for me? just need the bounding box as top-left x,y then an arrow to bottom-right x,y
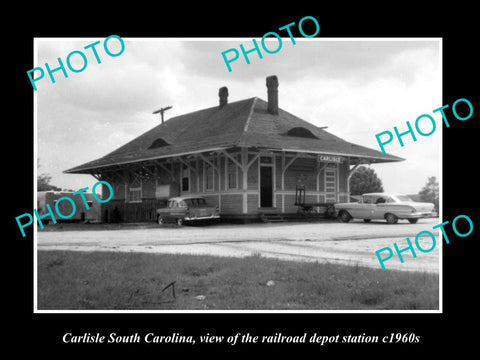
99,151 -> 351,221
247,194 -> 259,213
275,194 -> 283,211
113,182 -> 125,200
220,194 -> 243,214
142,176 -> 156,199
156,166 -> 174,186
284,159 -> 317,190
283,194 -> 297,213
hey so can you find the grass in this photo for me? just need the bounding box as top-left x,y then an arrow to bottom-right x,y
37,250 -> 439,310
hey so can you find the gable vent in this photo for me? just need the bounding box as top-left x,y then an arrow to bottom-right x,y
148,138 -> 170,149
285,127 -> 319,139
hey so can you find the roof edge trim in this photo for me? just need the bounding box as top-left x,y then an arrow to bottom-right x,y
265,148 -> 405,162
63,146 -> 230,174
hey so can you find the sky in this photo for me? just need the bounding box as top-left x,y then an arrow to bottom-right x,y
35,37 -> 441,195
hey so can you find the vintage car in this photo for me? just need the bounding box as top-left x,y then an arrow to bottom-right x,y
156,196 -> 220,226
334,193 -> 435,224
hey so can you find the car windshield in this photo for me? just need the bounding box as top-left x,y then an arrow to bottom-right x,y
395,195 -> 413,202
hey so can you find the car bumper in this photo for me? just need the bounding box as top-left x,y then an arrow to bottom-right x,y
184,215 -> 220,221
400,212 -> 435,219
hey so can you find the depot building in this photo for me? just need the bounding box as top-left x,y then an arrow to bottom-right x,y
65,75 -> 403,222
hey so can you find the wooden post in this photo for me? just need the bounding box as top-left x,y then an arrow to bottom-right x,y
217,153 -> 221,211
241,147 -> 248,214
347,160 -> 361,199
316,158 -> 328,209
280,153 -> 299,213
196,157 -> 200,193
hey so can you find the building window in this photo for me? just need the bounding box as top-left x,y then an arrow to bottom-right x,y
125,175 -> 142,202
227,155 -> 238,189
205,161 -> 214,191
182,177 -> 189,192
181,165 -> 189,192
129,187 -> 142,202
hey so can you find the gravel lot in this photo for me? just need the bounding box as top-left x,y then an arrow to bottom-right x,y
37,218 -> 441,273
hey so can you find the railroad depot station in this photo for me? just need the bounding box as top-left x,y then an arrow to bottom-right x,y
65,76 -> 403,223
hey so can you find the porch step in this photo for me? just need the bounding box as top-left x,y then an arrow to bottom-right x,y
260,212 -> 286,223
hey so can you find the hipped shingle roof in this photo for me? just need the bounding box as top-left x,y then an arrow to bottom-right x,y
65,97 -> 403,173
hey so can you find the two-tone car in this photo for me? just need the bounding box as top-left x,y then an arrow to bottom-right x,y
334,193 -> 435,224
156,196 -> 220,226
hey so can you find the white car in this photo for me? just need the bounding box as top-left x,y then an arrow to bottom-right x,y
334,193 -> 435,224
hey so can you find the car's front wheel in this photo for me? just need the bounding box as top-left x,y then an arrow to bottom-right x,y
385,213 -> 399,224
339,210 -> 352,223
157,216 -> 164,225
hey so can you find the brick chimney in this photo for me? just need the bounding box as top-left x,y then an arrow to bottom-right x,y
266,75 -> 279,115
219,86 -> 228,107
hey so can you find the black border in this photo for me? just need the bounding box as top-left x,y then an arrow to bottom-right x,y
11,5 -> 478,355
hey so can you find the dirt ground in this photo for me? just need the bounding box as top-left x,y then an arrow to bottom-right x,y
36,218 -> 441,273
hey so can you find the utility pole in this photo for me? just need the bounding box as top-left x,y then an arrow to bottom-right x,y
153,105 -> 172,124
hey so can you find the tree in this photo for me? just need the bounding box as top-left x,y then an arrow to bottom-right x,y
37,159 -> 61,191
349,166 -> 384,195
419,176 -> 439,213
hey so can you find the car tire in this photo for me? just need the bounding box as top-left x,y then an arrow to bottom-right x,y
339,211 -> 352,223
176,218 -> 184,227
408,218 -> 418,224
363,219 -> 371,223
157,216 -> 165,225
325,204 -> 335,219
385,213 -> 398,224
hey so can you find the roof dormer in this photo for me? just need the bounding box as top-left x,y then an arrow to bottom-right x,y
284,127 -> 319,139
148,138 -> 170,149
